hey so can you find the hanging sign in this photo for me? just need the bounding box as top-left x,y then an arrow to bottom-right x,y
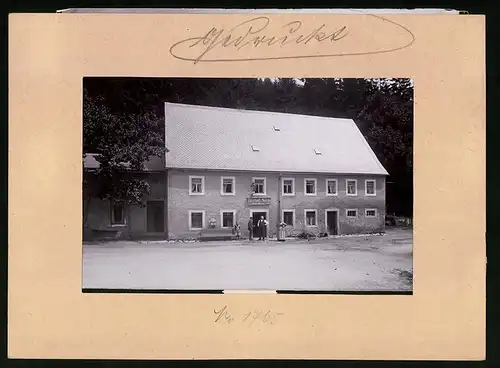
247,197 -> 271,206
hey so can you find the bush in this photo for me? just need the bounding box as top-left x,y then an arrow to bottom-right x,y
297,230 -> 316,239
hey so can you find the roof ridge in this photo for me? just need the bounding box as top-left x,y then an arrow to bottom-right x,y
164,102 -> 354,122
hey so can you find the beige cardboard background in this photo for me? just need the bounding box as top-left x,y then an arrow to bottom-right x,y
8,13 -> 485,359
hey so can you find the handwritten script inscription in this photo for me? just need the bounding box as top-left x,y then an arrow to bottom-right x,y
169,15 -> 415,64
214,305 -> 284,326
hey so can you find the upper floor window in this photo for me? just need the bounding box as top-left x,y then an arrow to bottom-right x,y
326,179 -> 338,196
252,177 -> 266,195
221,176 -> 235,195
305,178 -> 317,196
346,179 -> 358,196
282,178 -> 295,196
189,176 -> 205,195
365,180 -> 376,196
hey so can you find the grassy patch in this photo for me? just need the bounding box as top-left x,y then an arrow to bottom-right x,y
394,268 -> 413,286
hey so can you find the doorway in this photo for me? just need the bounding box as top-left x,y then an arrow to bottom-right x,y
147,201 -> 165,233
251,210 -> 268,237
325,209 -> 339,235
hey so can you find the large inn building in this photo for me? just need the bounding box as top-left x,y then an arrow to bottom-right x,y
84,102 -> 389,240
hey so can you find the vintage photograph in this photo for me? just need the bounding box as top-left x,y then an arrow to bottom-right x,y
82,77 -> 413,292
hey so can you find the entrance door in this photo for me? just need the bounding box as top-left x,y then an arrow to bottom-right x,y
147,201 -> 165,233
252,212 -> 267,237
326,210 -> 338,235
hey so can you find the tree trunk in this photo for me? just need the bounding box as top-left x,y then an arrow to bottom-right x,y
126,205 -> 132,240
83,195 -> 92,227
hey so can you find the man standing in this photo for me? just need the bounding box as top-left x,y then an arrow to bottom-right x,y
247,217 -> 253,240
258,215 -> 268,241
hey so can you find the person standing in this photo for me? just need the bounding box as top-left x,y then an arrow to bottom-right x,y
247,217 -> 254,240
264,218 -> 269,239
234,223 -> 241,240
258,215 -> 268,241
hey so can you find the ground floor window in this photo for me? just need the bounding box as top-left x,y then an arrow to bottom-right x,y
221,210 -> 236,228
305,210 -> 317,227
111,202 -> 125,225
365,209 -> 377,217
346,209 -> 358,218
282,210 -> 295,226
189,210 -> 205,230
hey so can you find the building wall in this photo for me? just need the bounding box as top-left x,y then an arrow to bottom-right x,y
84,169 -> 386,240
168,169 -> 386,239
128,172 -> 167,237
168,169 -> 263,239
281,173 -> 386,236
83,172 -> 166,240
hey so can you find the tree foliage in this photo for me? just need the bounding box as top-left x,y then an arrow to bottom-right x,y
83,89 -> 167,226
84,77 -> 413,216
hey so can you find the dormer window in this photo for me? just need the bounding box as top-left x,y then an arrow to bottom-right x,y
251,145 -> 260,152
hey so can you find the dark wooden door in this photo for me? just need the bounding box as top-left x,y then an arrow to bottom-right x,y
326,211 -> 338,235
147,201 -> 165,233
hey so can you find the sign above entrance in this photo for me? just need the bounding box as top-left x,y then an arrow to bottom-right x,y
247,197 -> 271,206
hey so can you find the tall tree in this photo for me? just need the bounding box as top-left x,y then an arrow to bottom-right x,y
357,78 -> 414,216
83,89 -> 167,231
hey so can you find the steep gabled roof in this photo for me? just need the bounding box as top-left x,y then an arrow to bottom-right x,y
165,103 -> 388,175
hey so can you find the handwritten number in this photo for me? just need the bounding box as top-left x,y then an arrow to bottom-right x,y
243,312 -> 251,322
215,306 -> 283,325
214,305 -> 235,324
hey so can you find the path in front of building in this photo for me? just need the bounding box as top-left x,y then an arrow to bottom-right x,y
82,229 -> 413,292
